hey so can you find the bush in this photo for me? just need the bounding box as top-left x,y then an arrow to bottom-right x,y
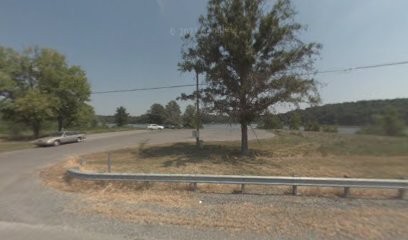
359,107 -> 406,136
258,113 -> 283,129
322,125 -> 338,133
304,121 -> 320,132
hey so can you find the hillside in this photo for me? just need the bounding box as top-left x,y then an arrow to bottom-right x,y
279,98 -> 408,126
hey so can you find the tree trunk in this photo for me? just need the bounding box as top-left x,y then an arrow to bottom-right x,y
32,123 -> 40,139
241,123 -> 249,155
58,116 -> 63,131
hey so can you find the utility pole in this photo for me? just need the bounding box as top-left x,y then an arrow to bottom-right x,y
195,70 -> 200,146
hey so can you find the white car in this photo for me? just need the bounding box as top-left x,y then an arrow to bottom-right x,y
147,124 -> 164,130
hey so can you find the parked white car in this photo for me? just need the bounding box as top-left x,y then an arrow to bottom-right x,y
147,124 -> 164,130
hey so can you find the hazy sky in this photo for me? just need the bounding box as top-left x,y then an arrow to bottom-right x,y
1,0 -> 407,115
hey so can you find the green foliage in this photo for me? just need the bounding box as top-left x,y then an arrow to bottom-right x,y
164,100 -> 182,126
321,125 -> 338,133
383,107 -> 406,136
258,113 -> 283,129
280,98 -> 408,126
183,105 -> 198,128
12,90 -> 56,138
0,45 -> 93,137
304,121 -> 320,132
179,0 -> 320,154
114,106 -> 129,127
289,112 -> 302,130
147,103 -> 166,124
359,107 -> 406,136
71,104 -> 97,129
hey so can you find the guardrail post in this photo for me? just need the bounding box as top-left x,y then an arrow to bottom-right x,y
398,177 -> 406,200
343,175 -> 350,198
191,182 -> 197,192
292,185 -> 298,195
107,153 -> 112,173
240,184 -> 245,193
144,181 -> 150,188
291,174 -> 298,195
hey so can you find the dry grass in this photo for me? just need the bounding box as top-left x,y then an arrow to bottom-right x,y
80,131 -> 408,179
40,131 -> 408,238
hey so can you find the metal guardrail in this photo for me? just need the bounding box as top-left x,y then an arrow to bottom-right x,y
67,168 -> 408,196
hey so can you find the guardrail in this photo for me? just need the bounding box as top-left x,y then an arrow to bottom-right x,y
67,168 -> 408,199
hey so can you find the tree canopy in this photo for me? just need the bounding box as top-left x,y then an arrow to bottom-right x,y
164,100 -> 182,126
0,46 -> 93,137
114,106 -> 130,127
179,0 -> 320,154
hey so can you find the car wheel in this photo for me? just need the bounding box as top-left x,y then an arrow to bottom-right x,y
77,137 -> 82,142
53,140 -> 61,146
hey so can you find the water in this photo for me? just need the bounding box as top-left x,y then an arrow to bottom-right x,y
117,123 -> 362,134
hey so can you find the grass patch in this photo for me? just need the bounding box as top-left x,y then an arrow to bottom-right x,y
0,139 -> 34,153
82,126 -> 143,134
81,131 -> 408,179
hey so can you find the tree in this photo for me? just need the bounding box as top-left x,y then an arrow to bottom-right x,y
10,90 -> 56,138
179,0 -> 320,154
34,48 -> 91,130
360,107 -> 405,136
164,100 -> 182,126
258,112 -> 283,129
0,46 -> 93,137
382,107 -> 405,136
289,112 -> 302,130
182,105 -> 198,128
147,103 -> 166,124
71,103 -> 97,129
114,106 -> 129,127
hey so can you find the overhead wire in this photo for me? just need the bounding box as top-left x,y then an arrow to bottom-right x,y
91,60 -> 408,94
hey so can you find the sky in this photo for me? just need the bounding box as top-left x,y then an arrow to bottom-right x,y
1,0 -> 407,115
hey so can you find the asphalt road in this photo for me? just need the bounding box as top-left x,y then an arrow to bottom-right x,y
0,128 -> 274,240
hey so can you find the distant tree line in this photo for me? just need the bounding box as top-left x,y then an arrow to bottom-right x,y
100,101 -> 199,129
278,98 -> 408,126
257,98 -> 407,136
99,101 -> 235,128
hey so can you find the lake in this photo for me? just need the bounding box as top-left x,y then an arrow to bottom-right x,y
126,123 -> 361,134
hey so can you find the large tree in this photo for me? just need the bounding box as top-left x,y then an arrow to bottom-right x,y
34,48 -> 91,130
5,90 -> 56,138
0,46 -> 93,136
179,0 -> 320,154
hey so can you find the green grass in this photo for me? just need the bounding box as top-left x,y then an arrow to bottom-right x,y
81,131 -> 408,179
0,140 -> 34,153
82,126 -> 143,134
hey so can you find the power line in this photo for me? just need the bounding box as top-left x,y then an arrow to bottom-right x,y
315,60 -> 408,74
91,84 -> 205,94
91,60 -> 408,94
